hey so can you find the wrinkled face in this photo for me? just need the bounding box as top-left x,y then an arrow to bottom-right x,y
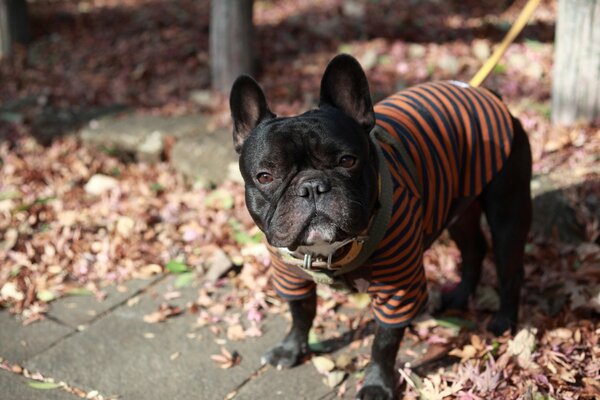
239,108 -> 378,250
230,54 -> 378,251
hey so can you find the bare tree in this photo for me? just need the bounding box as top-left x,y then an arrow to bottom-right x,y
0,0 -> 30,58
210,0 -> 255,93
552,0 -> 600,126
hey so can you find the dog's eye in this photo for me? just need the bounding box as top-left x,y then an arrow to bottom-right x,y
256,172 -> 273,184
339,155 -> 356,168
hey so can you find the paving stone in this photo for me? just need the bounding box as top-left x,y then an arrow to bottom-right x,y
0,369 -> 81,400
0,311 -> 74,364
233,361 -> 336,400
25,276 -> 290,400
47,277 -> 161,329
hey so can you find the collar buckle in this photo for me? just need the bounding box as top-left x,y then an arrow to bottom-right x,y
302,253 -> 312,269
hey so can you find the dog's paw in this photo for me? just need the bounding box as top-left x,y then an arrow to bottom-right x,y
487,313 -> 515,336
439,282 -> 470,312
356,385 -> 394,400
261,340 -> 305,369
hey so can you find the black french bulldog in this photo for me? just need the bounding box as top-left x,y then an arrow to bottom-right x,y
229,54 -> 532,399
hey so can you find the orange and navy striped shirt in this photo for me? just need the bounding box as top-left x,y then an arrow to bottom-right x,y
271,81 -> 514,328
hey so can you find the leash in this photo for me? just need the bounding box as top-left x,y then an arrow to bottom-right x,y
469,0 -> 542,87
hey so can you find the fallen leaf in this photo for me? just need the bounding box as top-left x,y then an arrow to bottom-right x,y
347,293 -> 371,309
166,260 -> 190,274
449,344 -> 477,362
507,327 -> 539,370
36,290 -> 56,302
210,347 -> 241,369
335,354 -> 353,370
143,304 -> 183,323
312,356 -> 336,374
27,381 -> 62,389
227,324 -> 246,341
174,272 -> 194,288
204,248 -> 233,283
84,174 -> 118,195
324,370 -> 346,388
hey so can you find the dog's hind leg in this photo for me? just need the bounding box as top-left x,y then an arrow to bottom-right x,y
480,117 -> 532,335
442,201 -> 488,311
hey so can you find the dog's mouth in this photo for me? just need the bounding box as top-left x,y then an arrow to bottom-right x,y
268,212 -> 351,251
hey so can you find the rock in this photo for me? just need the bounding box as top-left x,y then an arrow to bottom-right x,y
170,132 -> 237,184
189,90 -> 213,107
1,282 -> 24,301
1,228 -> 18,251
84,174 -> 119,195
408,44 -> 426,60
79,113 -> 236,184
342,1 -> 365,18
508,53 -> 527,69
525,61 -> 544,80
0,199 -> 15,213
358,49 -> 379,70
116,216 -> 135,237
204,249 -> 234,283
137,130 -> 164,163
80,114 -> 211,163
227,162 -> 243,183
438,55 -> 460,75
472,40 -> 491,61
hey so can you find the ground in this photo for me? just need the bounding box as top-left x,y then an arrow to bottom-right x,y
0,0 -> 599,399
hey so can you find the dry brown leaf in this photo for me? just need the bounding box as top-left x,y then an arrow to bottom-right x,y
210,347 -> 241,369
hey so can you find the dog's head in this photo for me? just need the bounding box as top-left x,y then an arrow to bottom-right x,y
229,54 -> 379,253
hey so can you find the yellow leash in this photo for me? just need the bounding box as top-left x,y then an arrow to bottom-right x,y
469,0 -> 542,88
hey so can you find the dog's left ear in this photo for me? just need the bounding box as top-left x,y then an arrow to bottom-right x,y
319,54 -> 375,132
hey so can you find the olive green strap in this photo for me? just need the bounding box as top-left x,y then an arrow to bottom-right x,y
329,127 -> 395,277
370,125 -> 422,198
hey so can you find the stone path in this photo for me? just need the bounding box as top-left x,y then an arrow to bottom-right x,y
2,110 -> 596,399
0,275 -> 347,400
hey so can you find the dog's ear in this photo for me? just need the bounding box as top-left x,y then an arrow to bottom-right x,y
319,54 -> 375,132
230,75 -> 275,154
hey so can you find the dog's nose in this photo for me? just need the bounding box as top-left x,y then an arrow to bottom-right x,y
298,180 -> 331,198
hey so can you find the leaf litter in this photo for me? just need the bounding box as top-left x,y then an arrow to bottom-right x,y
0,0 -> 599,399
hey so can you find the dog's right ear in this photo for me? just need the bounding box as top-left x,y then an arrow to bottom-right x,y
230,75 -> 275,154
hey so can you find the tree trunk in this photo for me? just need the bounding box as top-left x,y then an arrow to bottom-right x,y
210,0 -> 255,93
0,0 -> 30,58
552,0 -> 600,126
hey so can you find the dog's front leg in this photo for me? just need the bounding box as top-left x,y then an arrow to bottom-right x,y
262,288 -> 317,369
357,325 -> 405,400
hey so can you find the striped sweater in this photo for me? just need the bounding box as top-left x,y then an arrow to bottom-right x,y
271,81 -> 515,327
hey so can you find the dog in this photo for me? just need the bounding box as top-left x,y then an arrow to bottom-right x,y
229,54 -> 532,399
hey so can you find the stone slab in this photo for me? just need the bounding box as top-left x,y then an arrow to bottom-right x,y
233,361 -> 336,400
0,311 -> 74,364
25,276 -> 291,400
0,369 -> 81,400
79,113 -> 233,166
47,277 -> 162,329
169,133 -> 238,183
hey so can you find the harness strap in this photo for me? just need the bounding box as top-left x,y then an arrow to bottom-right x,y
370,125 -> 422,198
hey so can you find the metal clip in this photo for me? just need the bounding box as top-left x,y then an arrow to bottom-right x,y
302,253 -> 313,270
326,253 -> 334,270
